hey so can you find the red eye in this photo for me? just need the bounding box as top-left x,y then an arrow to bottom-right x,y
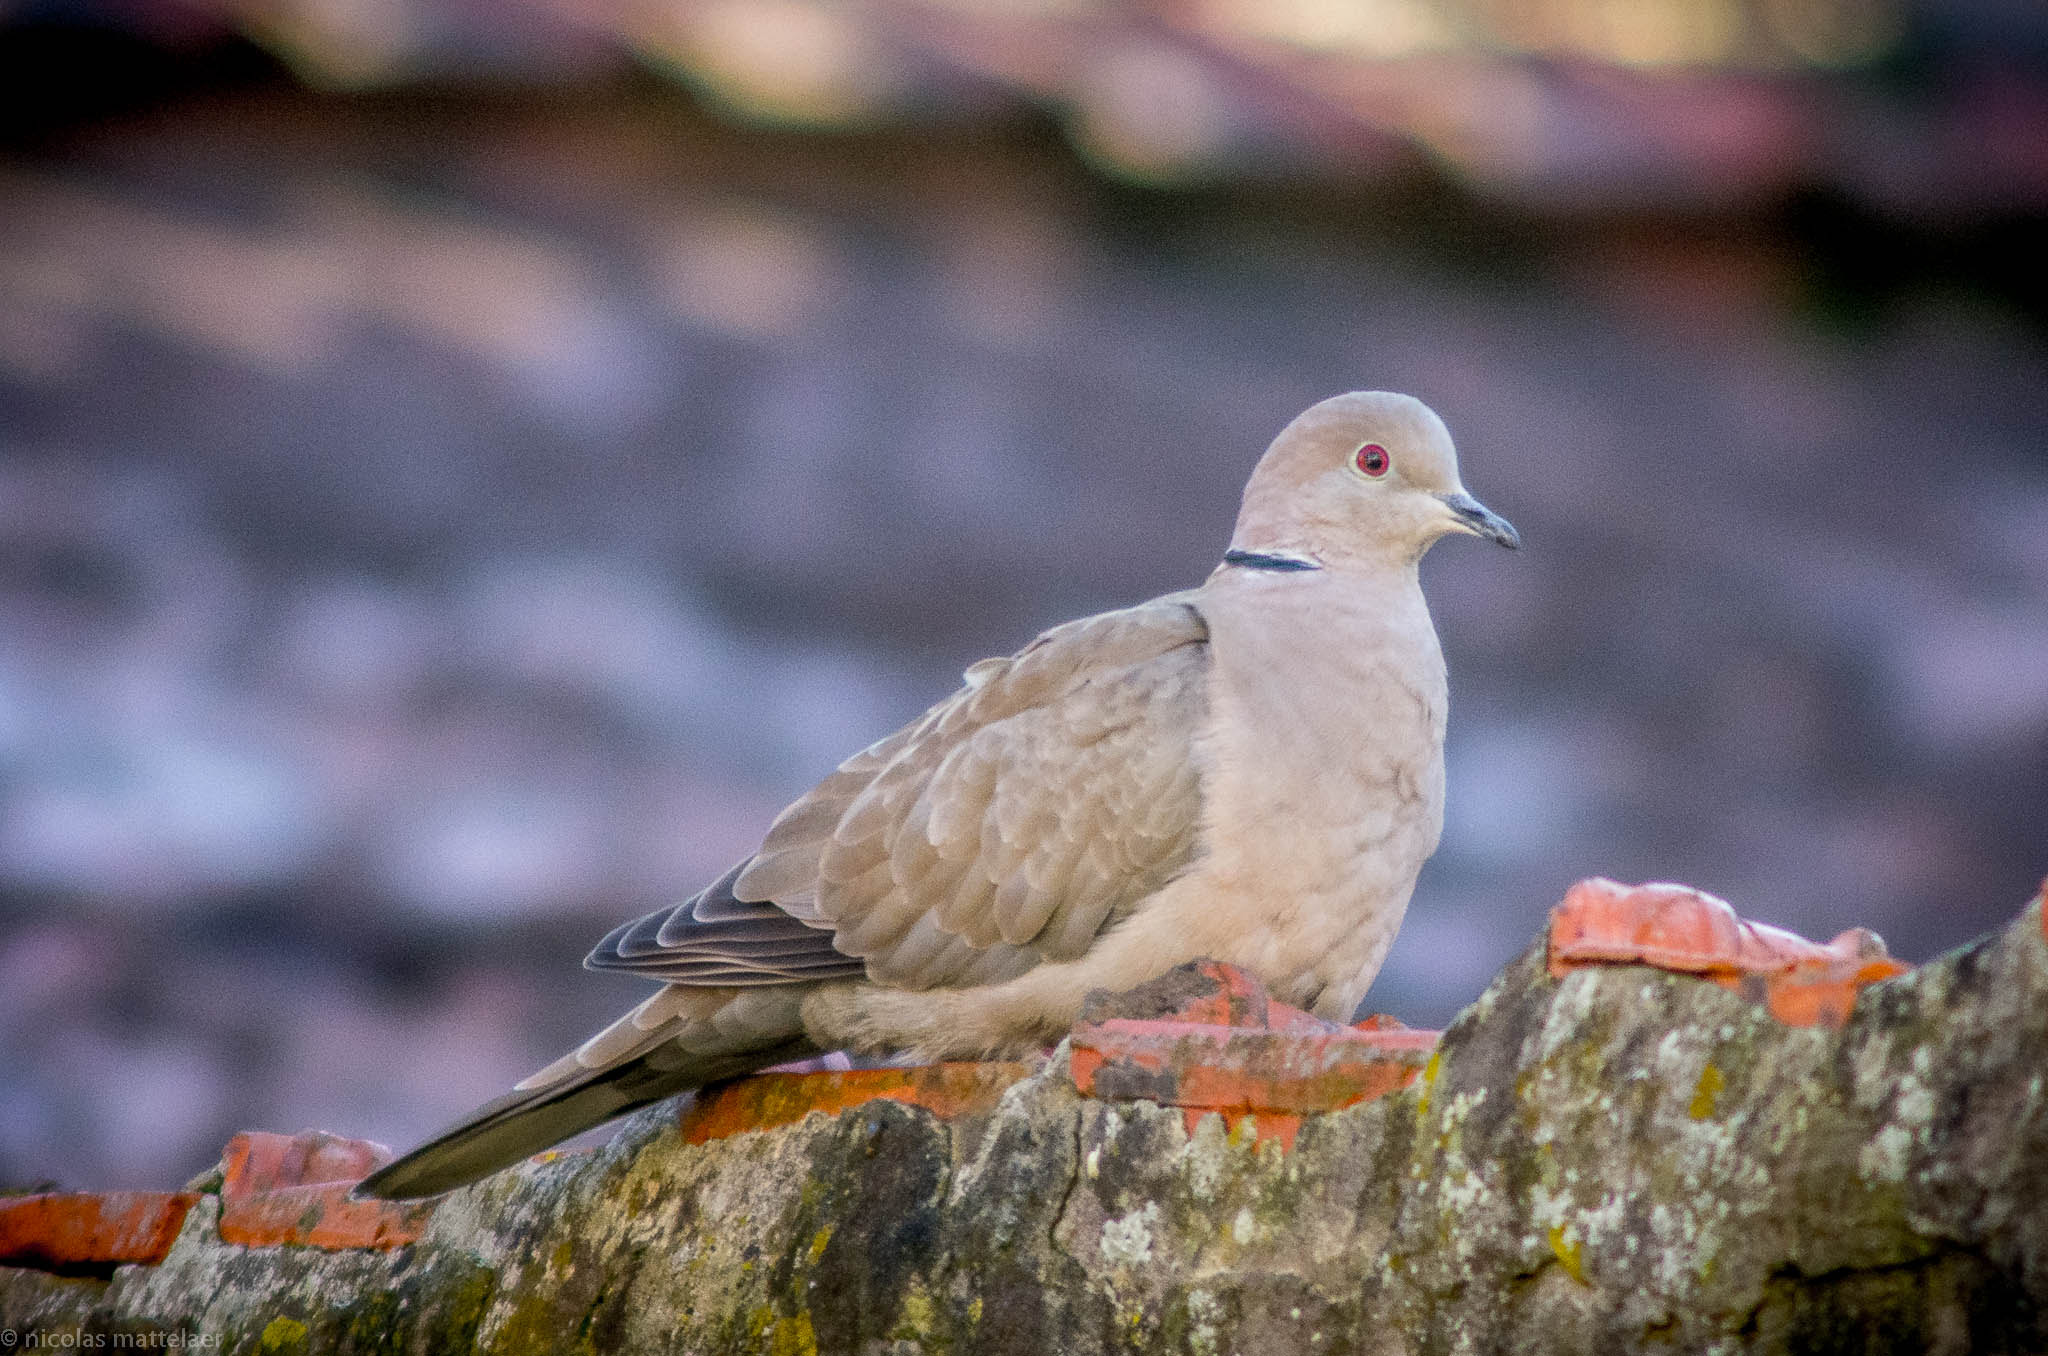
1356,443 -> 1390,477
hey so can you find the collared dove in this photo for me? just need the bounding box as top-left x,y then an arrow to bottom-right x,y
357,391 -> 1517,1199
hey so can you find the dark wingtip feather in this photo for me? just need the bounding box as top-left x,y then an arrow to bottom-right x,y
586,861 -> 865,986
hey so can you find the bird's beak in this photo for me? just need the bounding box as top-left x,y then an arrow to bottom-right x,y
1440,492 -> 1520,549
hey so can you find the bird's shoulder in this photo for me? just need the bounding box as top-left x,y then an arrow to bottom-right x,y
944,590 -> 1210,725
750,589 -> 1210,880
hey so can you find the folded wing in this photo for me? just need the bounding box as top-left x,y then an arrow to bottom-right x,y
587,594 -> 1212,993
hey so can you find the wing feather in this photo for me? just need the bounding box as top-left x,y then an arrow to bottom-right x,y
582,595 -> 1210,993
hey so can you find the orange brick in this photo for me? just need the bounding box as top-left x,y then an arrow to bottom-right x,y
1746,956 -> 1911,1029
679,1062 -> 1032,1145
1070,1019 -> 1436,1124
1067,962 -> 1439,1143
1157,959 -> 1275,1027
0,1191 -> 198,1270
217,1184 -> 434,1250
1079,959 -> 1352,1032
221,1130 -> 395,1198
212,1129 -> 432,1251
1260,996 -> 1350,1034
1548,877 -> 1909,1026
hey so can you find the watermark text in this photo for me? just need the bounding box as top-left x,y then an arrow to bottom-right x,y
1,1330 -> 221,1350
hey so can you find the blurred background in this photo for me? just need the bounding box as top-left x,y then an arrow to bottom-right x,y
1,0 -> 2044,1192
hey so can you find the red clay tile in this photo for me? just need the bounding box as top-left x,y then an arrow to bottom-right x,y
1260,995 -> 1351,1035
679,1061 -> 1032,1145
0,1191 -> 198,1270
1070,1019 -> 1437,1130
213,1130 -> 433,1250
1080,959 -> 1348,1033
1065,960 -> 1439,1142
221,1130 -> 395,1198
1157,962 -> 1365,1034
217,1184 -> 435,1250
1172,960 -> 1273,1026
1749,956 -> 1910,1028
1548,877 -> 1909,1027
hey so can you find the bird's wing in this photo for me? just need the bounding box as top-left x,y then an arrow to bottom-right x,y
586,594 -> 1212,992
584,863 -> 868,985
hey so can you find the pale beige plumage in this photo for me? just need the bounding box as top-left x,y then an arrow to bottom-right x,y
357,390 -> 1517,1199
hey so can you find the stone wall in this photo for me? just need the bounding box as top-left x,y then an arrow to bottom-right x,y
4,879 -> 2046,1354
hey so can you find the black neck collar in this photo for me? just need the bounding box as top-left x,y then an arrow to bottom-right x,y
1222,549 -> 1321,573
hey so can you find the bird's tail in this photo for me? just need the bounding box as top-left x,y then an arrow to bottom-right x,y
354,987 -> 812,1201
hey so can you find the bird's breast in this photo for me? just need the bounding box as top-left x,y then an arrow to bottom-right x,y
1181,574 -> 1448,1009
1197,579 -> 1446,882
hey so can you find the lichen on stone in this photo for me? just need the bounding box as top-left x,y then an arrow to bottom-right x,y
5,899 -> 2047,1353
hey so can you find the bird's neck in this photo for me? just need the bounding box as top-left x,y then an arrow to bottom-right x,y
1223,520 -> 1435,573
1220,547 -> 1322,573
1215,535 -> 1429,584
1199,564 -> 1444,743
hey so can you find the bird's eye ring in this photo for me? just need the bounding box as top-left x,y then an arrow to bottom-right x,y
1355,443 -> 1390,477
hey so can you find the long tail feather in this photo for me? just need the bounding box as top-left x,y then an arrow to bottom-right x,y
353,1034 -> 812,1201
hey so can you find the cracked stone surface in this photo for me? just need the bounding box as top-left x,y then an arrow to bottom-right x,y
5,893 -> 2046,1354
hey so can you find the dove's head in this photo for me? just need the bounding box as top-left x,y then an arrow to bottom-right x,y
1228,391 -> 1518,570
